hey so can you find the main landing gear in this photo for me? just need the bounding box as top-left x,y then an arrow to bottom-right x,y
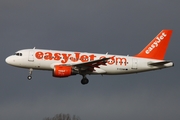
81,75 -> 89,85
26,68 -> 89,85
27,68 -> 33,80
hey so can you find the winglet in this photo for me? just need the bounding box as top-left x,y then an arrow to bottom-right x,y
135,30 -> 173,60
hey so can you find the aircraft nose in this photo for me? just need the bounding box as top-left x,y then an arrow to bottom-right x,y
5,56 -> 13,64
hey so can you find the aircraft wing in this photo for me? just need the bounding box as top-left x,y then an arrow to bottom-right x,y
70,57 -> 112,71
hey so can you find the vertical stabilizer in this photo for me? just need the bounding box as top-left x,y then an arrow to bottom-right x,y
135,30 -> 173,60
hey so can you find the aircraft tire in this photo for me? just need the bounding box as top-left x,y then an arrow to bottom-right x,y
27,76 -> 32,80
81,78 -> 89,85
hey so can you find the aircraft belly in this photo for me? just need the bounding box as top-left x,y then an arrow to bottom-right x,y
92,68 -> 106,74
100,65 -> 131,75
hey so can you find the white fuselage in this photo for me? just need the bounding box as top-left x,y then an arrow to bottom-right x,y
5,49 -> 173,75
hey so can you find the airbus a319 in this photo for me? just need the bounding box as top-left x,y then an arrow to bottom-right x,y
5,30 -> 174,85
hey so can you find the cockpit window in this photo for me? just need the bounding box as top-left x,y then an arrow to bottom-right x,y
15,53 -> 22,56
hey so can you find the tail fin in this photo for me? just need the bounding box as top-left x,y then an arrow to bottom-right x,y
135,29 -> 173,60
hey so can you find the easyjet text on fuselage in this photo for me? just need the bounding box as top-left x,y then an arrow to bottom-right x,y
35,51 -> 127,66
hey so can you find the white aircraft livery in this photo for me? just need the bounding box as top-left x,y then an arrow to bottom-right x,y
5,30 -> 174,85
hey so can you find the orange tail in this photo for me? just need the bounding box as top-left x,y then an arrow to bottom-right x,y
135,29 -> 173,60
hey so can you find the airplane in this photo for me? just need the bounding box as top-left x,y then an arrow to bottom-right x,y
5,29 -> 174,85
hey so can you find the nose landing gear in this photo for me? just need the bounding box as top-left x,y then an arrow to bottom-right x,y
27,68 -> 33,80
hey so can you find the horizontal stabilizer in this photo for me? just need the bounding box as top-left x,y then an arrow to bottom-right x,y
148,61 -> 174,66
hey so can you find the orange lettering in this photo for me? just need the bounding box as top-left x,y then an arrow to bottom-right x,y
61,53 -> 71,63
35,52 -> 128,66
35,51 -> 44,59
70,52 -> 80,62
54,53 -> 61,61
116,57 -> 127,66
80,55 -> 89,62
44,52 -> 53,60
89,54 -> 96,61
108,56 -> 115,65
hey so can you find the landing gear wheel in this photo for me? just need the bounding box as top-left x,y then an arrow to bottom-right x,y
27,75 -> 32,80
27,68 -> 33,80
81,78 -> 89,85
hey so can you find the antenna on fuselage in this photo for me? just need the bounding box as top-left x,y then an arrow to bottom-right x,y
106,52 -> 108,55
33,47 -> 36,49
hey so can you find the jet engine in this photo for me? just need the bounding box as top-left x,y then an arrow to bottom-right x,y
53,65 -> 77,77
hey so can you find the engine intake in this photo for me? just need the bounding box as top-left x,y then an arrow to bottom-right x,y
53,65 -> 77,77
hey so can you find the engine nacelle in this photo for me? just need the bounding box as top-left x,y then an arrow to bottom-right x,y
53,65 -> 76,78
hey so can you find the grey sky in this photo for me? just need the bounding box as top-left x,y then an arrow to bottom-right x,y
0,1 -> 180,120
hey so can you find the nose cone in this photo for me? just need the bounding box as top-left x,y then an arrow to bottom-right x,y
5,55 -> 22,67
5,56 -> 13,65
